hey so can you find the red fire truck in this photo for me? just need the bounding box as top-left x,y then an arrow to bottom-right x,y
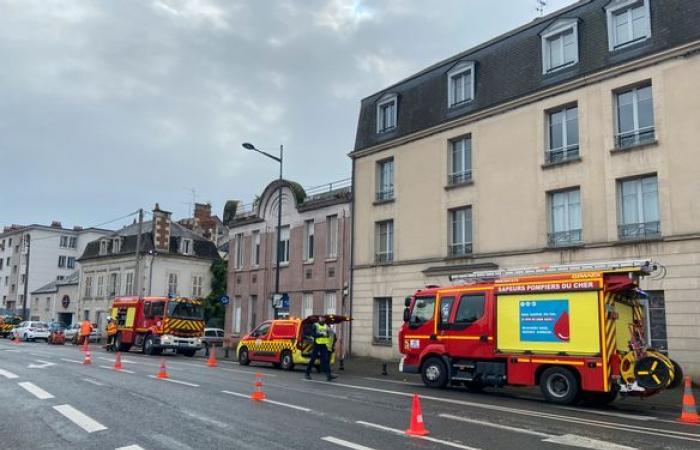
399,260 -> 679,405
110,296 -> 205,356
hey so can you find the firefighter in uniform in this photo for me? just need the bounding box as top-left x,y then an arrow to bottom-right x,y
105,317 -> 118,351
304,316 -> 337,381
79,320 -> 92,345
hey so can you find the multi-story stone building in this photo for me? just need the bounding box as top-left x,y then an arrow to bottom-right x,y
350,0 -> 700,375
0,223 -> 111,317
223,179 -> 351,356
30,271 -> 79,324
77,204 -> 221,329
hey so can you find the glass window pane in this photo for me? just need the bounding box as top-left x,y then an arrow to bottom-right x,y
453,75 -> 463,103
548,35 -> 562,67
451,141 -> 463,174
637,88 -> 654,130
463,71 -> 472,101
549,111 -> 563,150
464,209 -> 472,243
566,107 -> 578,146
642,177 -> 659,222
568,190 -> 581,230
621,180 -> 640,224
614,10 -> 630,44
463,138 -> 472,171
617,93 -> 635,133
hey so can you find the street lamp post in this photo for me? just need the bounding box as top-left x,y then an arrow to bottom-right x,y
243,142 -> 284,319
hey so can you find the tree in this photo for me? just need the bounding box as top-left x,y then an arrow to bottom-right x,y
204,259 -> 227,328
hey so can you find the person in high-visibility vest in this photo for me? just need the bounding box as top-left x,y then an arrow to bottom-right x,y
304,316 -> 336,381
105,317 -> 118,352
79,320 -> 92,345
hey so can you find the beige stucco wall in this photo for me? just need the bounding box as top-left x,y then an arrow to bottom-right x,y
351,50 -> 700,374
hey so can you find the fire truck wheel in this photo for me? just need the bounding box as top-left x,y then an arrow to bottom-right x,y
540,367 -> 580,405
421,357 -> 448,388
238,347 -> 250,365
280,350 -> 294,371
143,335 -> 157,356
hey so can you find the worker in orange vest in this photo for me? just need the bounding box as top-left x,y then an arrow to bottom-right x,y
105,317 -> 118,351
79,320 -> 92,345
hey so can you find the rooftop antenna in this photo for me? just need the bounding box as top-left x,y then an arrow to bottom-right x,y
536,0 -> 547,17
181,187 -> 198,217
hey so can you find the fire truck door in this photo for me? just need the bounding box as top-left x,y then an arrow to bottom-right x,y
442,292 -> 492,358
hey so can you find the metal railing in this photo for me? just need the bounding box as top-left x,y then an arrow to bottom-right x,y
448,242 -> 473,257
305,178 -> 352,201
546,145 -> 579,164
375,188 -> 394,202
547,229 -> 582,247
448,170 -> 473,186
375,252 -> 394,264
618,221 -> 661,240
234,202 -> 256,218
616,126 -> 655,148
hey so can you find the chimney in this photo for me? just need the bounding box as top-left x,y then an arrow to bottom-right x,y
194,203 -> 212,221
50,221 -> 62,228
73,226 -> 83,231
152,203 -> 172,252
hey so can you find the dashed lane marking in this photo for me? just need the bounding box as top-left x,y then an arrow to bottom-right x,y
53,404 -> 108,433
99,365 -> 135,374
0,368 -> 19,379
115,445 -> 145,450
356,421 -> 480,450
147,375 -> 199,387
221,390 -> 311,412
322,436 -> 378,450
362,377 -> 423,386
18,382 -> 54,400
439,414 -> 638,450
558,406 -> 658,421
82,378 -> 104,386
61,358 -> 84,364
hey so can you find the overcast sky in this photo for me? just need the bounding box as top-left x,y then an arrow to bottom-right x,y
0,0 -> 576,230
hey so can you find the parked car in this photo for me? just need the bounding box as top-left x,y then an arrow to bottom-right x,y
12,321 -> 50,342
65,323 -> 103,345
63,323 -> 80,341
47,322 -> 67,345
202,328 -> 224,349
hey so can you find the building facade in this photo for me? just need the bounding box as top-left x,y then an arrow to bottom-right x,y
76,204 -> 221,330
178,202 -> 229,247
30,271 -> 79,324
0,223 -> 111,317
224,179 -> 352,356
350,0 -> 700,376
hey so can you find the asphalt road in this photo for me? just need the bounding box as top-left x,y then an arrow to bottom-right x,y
1,340 -> 699,450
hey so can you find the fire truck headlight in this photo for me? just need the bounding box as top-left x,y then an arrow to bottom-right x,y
161,335 -> 171,344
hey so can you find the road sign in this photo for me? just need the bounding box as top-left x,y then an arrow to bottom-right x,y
272,293 -> 289,308
220,295 -> 230,306
280,293 -> 289,308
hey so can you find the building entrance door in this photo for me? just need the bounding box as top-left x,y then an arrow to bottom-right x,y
58,312 -> 73,325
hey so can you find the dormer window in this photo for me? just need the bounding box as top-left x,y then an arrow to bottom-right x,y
447,61 -> 475,107
180,238 -> 193,255
541,19 -> 579,74
376,94 -> 397,133
99,240 -> 109,256
112,238 -> 122,254
606,0 -> 651,51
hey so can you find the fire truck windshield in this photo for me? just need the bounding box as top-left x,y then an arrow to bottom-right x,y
167,302 -> 204,320
410,296 -> 435,324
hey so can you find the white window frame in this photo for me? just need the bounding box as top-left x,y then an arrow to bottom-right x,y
96,275 -> 104,297
617,174 -> 660,239
546,104 -> 579,163
449,207 -> 472,256
232,296 -> 242,334
251,230 -> 260,266
84,275 -> 92,297
59,236 -> 68,248
303,220 -> 314,262
302,293 -> 314,318
99,240 -> 108,256
376,158 -> 394,201
326,215 -> 338,259
606,0 -> 652,51
548,188 -> 582,246
67,256 -> 76,269
112,238 -> 122,254
447,61 -> 475,107
167,273 -> 178,297
58,255 -> 66,268
614,83 -> 654,148
278,226 -> 290,264
375,220 -> 394,263
448,135 -> 472,185
234,233 -> 244,269
180,238 -> 192,255
373,297 -> 392,343
324,292 -> 337,315
192,274 -> 203,297
124,271 -> 134,296
376,94 -> 397,133
69,236 -> 77,248
108,272 -> 118,297
541,19 -> 579,74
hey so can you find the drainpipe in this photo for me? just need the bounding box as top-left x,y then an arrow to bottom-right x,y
348,157 -> 356,358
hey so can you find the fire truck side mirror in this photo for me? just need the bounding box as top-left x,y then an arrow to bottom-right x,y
404,297 -> 411,307
403,308 -> 411,323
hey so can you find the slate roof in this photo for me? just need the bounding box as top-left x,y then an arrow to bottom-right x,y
78,220 -> 220,262
31,271 -> 80,295
353,0 -> 700,153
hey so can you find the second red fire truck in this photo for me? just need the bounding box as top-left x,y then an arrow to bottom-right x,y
399,260 -> 679,405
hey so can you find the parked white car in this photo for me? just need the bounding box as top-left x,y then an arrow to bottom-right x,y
13,321 -> 50,342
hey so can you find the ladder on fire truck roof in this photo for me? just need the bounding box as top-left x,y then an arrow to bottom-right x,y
448,259 -> 657,282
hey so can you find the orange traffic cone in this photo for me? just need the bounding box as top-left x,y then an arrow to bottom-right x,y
250,373 -> 266,401
406,394 -> 429,436
157,359 -> 169,379
678,377 -> 700,424
113,352 -> 123,370
82,338 -> 88,353
82,348 -> 92,365
13,333 -> 21,345
207,346 -> 218,368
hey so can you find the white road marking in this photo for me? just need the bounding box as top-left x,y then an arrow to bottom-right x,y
325,381 -> 700,443
221,390 -> 311,412
558,406 -> 658,421
147,375 -> 199,387
362,377 -> 423,386
28,360 -> 57,369
322,436 -> 378,450
18,382 -> 54,400
53,404 -> 107,433
115,445 -> 145,450
439,414 -> 550,437
29,353 -> 51,358
1,349 -> 21,353
99,365 -> 135,374
0,368 -> 19,379
356,421 -> 480,450
61,358 -> 84,364
82,378 -> 104,386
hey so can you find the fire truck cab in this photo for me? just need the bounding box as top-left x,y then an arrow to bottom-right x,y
399,260 -> 679,405
110,296 -> 205,356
